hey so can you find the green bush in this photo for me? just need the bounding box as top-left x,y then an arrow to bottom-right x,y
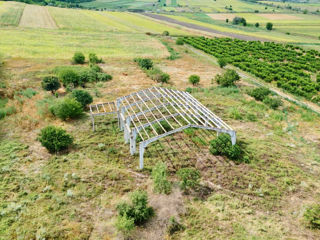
72,52 -> 85,64
146,67 -> 170,83
89,53 -> 103,64
218,58 -> 227,68
90,64 -> 102,73
209,133 -> 243,161
176,38 -> 184,45
162,30 -> 169,36
59,69 -> 80,87
97,72 -> 112,82
115,215 -> 135,235
263,97 -> 282,109
167,217 -> 185,235
71,89 -> 93,108
304,204 -> 320,229
42,76 -> 60,94
248,87 -> 271,101
189,75 -> 200,85
78,68 -> 97,85
255,22 -> 259,27
151,162 -> 171,194
134,58 -> 153,70
116,190 -> 154,226
50,98 -> 83,120
38,126 -> 73,153
215,69 -> 240,87
266,22 -> 273,30
177,167 -> 200,191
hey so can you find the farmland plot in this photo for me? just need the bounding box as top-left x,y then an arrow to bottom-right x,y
19,5 -> 57,29
0,1 -> 25,26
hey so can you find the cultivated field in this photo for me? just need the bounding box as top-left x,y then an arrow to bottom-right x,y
19,5 -> 57,29
261,0 -> 320,12
0,1 -> 25,26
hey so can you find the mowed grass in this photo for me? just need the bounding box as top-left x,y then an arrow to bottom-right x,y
0,1 -> 25,26
19,5 -> 57,29
81,0 -> 155,10
0,28 -> 169,59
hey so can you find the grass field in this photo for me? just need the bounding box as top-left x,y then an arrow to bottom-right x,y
19,5 -> 57,29
261,0 -> 320,12
81,0 -> 156,10
0,1 -> 25,26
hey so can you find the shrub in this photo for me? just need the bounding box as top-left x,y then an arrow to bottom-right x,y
248,87 -> 271,101
89,53 -> 103,64
115,215 -> 135,235
176,38 -> 184,45
59,69 -> 80,87
72,52 -> 85,64
177,167 -> 200,191
78,68 -> 97,85
215,69 -> 240,87
266,22 -> 273,30
226,18 -> 229,23
90,64 -> 102,73
304,204 -> 320,229
209,133 -> 243,161
38,126 -> 73,153
42,76 -> 60,94
255,22 -> 259,27
97,72 -> 112,82
162,30 -> 169,36
152,162 -> 171,194
189,75 -> 200,85
263,97 -> 282,109
167,217 -> 185,235
134,58 -> 153,70
71,89 -> 93,108
50,98 -> 83,120
218,58 -> 227,68
116,190 -> 154,226
232,17 -> 246,26
146,67 -> 170,83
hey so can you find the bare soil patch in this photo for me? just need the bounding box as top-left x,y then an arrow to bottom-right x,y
19,5 -> 57,29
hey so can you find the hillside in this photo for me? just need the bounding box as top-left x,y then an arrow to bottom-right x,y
1,2 -> 320,240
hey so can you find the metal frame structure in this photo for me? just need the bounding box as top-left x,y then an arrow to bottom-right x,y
89,101 -> 117,131
90,87 -> 236,169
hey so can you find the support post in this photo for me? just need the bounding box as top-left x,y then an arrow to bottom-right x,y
139,142 -> 145,169
91,115 -> 95,132
125,117 -> 131,144
229,131 -> 236,145
130,129 -> 137,155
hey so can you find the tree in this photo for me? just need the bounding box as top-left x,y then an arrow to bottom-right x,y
188,75 -> 200,85
218,58 -> 227,68
266,22 -> 273,30
72,52 -> 85,64
255,22 -> 259,27
71,89 -> 93,108
38,126 -> 73,153
59,69 -> 80,87
215,69 -> 240,87
162,30 -> 169,36
42,76 -> 60,94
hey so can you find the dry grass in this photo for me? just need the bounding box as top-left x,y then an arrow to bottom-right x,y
19,5 -> 57,29
259,13 -> 303,20
208,13 -> 236,21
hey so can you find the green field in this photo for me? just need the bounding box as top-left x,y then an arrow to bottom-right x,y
0,1 -> 25,26
81,0 -> 156,10
261,0 -> 320,12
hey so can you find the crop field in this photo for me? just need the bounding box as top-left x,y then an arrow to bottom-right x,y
19,5 -> 57,29
81,0 -> 156,10
261,0 -> 320,12
0,1 -> 25,26
183,36 -> 320,102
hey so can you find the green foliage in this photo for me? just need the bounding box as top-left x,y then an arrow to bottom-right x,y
38,126 -> 73,153
50,98 -> 83,120
72,52 -> 85,64
218,58 -> 227,68
42,76 -> 60,94
189,74 -> 200,85
161,40 -> 180,60
19,88 -> 37,99
304,204 -> 320,229
134,58 -> 153,70
162,30 -> 169,36
90,64 -> 102,73
176,38 -> 184,45
167,216 -> 185,235
263,97 -> 283,110
316,74 -> 320,83
146,67 -> 170,83
58,68 -> 80,87
232,17 -> 246,26
154,120 -> 173,134
215,69 -> 240,87
116,190 -> 154,226
115,215 -> 135,235
97,72 -> 112,82
71,89 -> 93,108
151,162 -> 172,194
177,167 -> 200,191
89,53 -> 103,64
255,22 -> 259,27
248,87 -> 271,101
266,22 -> 273,30
210,134 -> 245,162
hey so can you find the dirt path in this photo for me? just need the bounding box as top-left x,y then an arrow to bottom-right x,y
185,44 -> 320,115
142,13 -> 270,42
19,5 -> 57,29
